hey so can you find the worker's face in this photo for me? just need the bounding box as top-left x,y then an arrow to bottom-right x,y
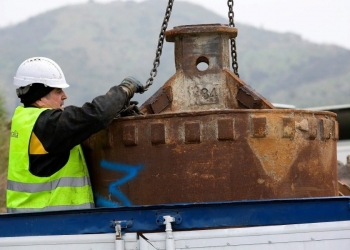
36,88 -> 67,110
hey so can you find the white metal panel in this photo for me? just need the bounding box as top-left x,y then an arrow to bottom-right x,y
139,220 -> 350,250
1,220 -> 350,250
0,233 -> 138,250
0,233 -> 115,250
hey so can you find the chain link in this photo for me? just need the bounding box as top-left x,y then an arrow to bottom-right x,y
145,0 -> 238,91
227,0 -> 239,77
144,0 -> 174,91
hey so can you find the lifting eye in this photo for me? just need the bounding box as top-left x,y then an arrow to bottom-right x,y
196,56 -> 209,71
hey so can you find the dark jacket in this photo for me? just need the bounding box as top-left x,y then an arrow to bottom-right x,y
28,86 -> 128,177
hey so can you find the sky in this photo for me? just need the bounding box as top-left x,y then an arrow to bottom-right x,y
0,0 -> 350,50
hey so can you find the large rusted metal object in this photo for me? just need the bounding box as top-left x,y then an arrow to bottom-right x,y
83,24 -> 339,207
140,24 -> 274,114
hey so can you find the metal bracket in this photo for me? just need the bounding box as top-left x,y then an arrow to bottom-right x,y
156,212 -> 182,226
110,220 -> 133,239
110,220 -> 133,229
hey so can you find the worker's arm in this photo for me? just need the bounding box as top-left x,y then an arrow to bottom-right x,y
34,77 -> 144,153
34,85 -> 128,152
28,78 -> 144,177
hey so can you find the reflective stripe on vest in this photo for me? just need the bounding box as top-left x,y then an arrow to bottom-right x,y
7,106 -> 94,213
7,177 -> 91,192
7,203 -> 94,213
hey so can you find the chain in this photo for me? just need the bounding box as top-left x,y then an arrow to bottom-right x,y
145,0 -> 238,90
144,0 -> 174,91
227,0 -> 239,77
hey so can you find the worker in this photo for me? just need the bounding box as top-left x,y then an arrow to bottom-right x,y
6,57 -> 144,213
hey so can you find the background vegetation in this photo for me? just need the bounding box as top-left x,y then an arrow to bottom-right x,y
0,0 -> 349,115
0,0 -> 349,212
0,96 -> 9,213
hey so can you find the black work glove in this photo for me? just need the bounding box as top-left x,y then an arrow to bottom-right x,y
118,77 -> 145,99
118,101 -> 144,117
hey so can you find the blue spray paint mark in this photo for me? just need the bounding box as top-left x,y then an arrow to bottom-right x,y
94,160 -> 143,207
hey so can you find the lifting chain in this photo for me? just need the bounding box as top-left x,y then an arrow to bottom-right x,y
227,0 -> 239,77
144,0 -> 239,91
144,0 -> 174,91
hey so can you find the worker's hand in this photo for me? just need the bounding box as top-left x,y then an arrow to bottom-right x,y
118,101 -> 144,117
119,77 -> 145,98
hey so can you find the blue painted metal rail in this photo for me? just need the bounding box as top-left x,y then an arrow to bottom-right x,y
0,196 -> 349,238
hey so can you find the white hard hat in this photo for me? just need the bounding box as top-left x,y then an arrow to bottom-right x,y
13,57 -> 69,88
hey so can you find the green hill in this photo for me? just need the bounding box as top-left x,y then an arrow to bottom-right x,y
1,0 -> 350,115
1,0 -> 350,212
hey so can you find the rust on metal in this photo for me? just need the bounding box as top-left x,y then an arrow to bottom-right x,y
143,86 -> 173,114
151,123 -> 166,145
237,85 -> 263,109
217,118 -> 235,141
251,116 -> 267,138
83,23 -> 339,208
84,110 -> 338,206
185,121 -> 201,144
140,24 -> 274,114
122,124 -> 138,146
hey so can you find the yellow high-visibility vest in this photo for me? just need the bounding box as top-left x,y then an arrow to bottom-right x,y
7,106 -> 94,213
